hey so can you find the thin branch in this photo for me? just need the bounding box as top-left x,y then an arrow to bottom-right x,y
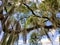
23,3 -> 38,17
23,3 -> 50,20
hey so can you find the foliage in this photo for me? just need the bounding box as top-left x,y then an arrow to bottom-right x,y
29,32 -> 38,45
0,0 -> 60,45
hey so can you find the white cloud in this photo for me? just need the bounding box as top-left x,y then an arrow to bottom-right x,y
40,35 -> 59,45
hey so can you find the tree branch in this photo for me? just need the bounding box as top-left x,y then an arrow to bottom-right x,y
23,3 -> 50,20
1,6 -> 15,33
2,6 -> 15,24
4,25 -> 54,34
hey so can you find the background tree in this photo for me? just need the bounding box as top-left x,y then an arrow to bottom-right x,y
0,0 -> 60,45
